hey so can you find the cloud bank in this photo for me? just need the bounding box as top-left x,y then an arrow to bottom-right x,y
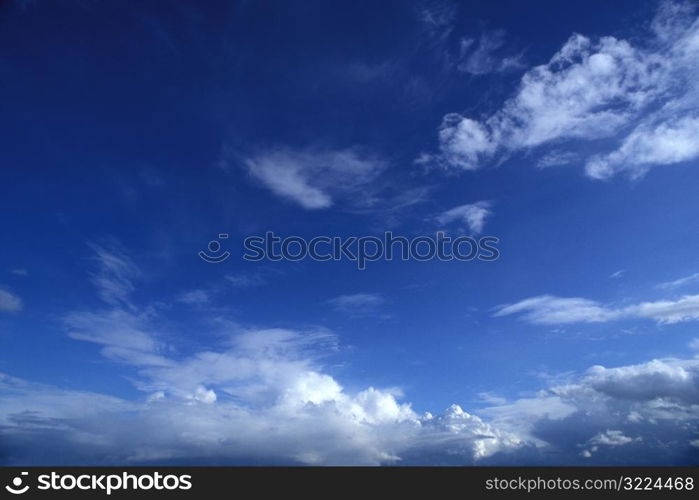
1,246 -> 699,465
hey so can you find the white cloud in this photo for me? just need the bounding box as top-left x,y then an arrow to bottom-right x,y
457,31 -> 523,76
494,295 -> 614,324
628,295 -> 699,324
436,201 -> 493,234
417,1 -> 456,43
581,430 -> 638,457
328,293 -> 385,317
176,289 -> 210,305
658,272 -> 699,290
225,272 -> 267,289
4,245 -> 699,465
0,288 -> 22,312
432,1 -> 699,179
63,246 -> 168,366
478,392 -> 507,406
245,148 -> 386,209
88,243 -> 140,307
586,116 -> 699,179
0,324 -> 523,465
4,348 -> 699,465
582,359 -> 699,404
589,430 -> 636,446
64,309 -> 164,355
10,268 -> 28,276
482,356 -> 699,464
495,293 -> 699,325
536,150 -> 578,169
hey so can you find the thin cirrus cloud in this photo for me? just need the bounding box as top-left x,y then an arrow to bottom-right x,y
225,272 -> 267,289
176,289 -> 211,305
429,1 -> 699,180
1,245 -> 699,465
0,288 -> 22,312
417,2 -> 522,76
494,293 -> 699,325
657,272 -> 699,290
244,147 -> 387,210
435,201 -> 493,234
328,293 -> 385,317
457,30 -> 524,76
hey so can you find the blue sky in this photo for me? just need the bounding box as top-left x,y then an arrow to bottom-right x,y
1,0 -> 699,465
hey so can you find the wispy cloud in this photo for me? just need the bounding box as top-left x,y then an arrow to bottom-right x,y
417,0 -> 457,44
431,1 -> 699,179
88,243 -> 140,308
658,272 -> 699,290
536,150 -> 578,169
495,293 -> 699,325
435,201 -> 493,234
176,289 -> 210,305
328,293 -> 385,317
9,268 -> 28,277
64,245 -> 169,368
457,30 -> 523,76
244,148 -> 386,210
225,272 -> 267,289
0,288 -> 22,312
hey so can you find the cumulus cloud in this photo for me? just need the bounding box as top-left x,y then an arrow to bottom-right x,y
3,245 -> 699,465
0,288 -> 22,312
432,1 -> 699,179
1,246 -> 523,465
588,430 -> 636,447
0,316 -> 524,465
435,201 -> 493,234
580,430 -> 638,457
495,293 -> 699,325
3,347 -> 699,465
480,356 -> 699,464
